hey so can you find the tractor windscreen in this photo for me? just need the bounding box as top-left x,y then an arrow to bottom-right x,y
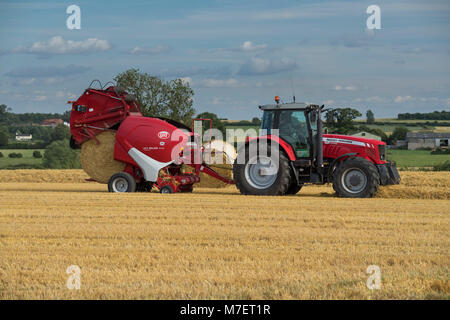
261,110 -> 275,134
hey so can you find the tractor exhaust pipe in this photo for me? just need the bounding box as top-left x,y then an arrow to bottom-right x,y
316,105 -> 323,173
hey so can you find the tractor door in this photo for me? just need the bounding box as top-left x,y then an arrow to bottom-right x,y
278,111 -> 310,158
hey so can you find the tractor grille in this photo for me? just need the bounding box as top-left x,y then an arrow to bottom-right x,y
378,144 -> 386,161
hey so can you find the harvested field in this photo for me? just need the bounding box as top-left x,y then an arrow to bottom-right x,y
0,170 -> 448,299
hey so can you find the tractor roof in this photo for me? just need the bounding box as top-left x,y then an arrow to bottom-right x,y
259,102 -> 318,110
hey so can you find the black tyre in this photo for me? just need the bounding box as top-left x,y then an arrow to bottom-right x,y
108,172 -> 137,193
332,157 -> 380,198
286,182 -> 303,195
160,185 -> 173,194
233,144 -> 292,195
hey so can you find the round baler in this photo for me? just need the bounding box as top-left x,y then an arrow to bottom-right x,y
69,82 -> 234,193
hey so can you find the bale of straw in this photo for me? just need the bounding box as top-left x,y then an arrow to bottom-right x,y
81,131 -> 125,184
184,141 -> 236,188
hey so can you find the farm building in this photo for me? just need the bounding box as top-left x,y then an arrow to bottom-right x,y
41,118 -> 63,128
15,132 -> 32,141
351,131 -> 381,141
407,132 -> 450,150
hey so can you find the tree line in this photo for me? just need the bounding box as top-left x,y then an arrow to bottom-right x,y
397,110 -> 450,120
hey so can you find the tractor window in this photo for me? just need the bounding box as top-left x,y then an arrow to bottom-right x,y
279,111 -> 309,158
261,111 -> 275,134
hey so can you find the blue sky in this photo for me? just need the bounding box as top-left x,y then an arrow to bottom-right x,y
0,0 -> 449,119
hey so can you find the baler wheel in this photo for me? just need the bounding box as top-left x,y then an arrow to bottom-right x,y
332,157 -> 380,198
108,172 -> 137,193
160,186 -> 173,194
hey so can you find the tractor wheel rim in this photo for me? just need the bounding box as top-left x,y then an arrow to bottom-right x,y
341,168 -> 367,194
244,155 -> 278,189
113,177 -> 128,192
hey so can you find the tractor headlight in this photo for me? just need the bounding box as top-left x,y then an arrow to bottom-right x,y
378,144 -> 386,161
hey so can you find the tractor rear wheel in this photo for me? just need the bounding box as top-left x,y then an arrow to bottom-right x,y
286,182 -> 303,195
332,157 -> 379,198
108,172 -> 137,193
233,145 -> 292,196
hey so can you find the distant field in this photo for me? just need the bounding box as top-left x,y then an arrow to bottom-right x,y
355,118 -> 450,124
387,149 -> 450,168
0,149 -> 45,169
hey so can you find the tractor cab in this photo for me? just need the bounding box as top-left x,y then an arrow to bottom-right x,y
259,102 -> 321,160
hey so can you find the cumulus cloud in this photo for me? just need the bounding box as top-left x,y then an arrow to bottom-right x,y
239,41 -> 268,52
130,45 -> 172,55
238,57 -> 297,75
394,95 -> 414,103
334,85 -> 357,91
11,36 -> 111,55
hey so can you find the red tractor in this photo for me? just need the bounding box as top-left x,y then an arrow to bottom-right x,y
232,100 -> 400,198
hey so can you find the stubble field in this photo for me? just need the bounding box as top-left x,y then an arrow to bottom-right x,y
0,170 -> 448,299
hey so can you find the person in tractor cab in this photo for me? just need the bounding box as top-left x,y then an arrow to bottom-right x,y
279,111 -> 308,150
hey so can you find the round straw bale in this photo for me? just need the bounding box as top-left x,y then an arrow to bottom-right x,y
81,131 -> 125,183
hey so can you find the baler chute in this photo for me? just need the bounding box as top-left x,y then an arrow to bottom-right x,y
69,81 -> 235,193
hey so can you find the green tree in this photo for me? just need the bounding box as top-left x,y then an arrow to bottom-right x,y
252,117 -> 261,126
43,139 -> 81,169
51,124 -> 71,142
0,126 -> 9,146
195,112 -> 226,138
366,110 -> 375,124
114,68 -> 195,125
325,108 -> 362,134
0,104 -> 12,124
389,126 -> 409,144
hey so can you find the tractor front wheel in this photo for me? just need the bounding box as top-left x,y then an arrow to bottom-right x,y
332,157 -> 379,198
108,172 -> 137,193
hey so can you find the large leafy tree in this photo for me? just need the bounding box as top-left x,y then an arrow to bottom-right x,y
0,126 -> 9,146
43,139 -> 81,169
51,124 -> 71,142
325,108 -> 362,134
114,69 -> 195,125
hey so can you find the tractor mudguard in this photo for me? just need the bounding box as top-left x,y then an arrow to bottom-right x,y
245,135 -> 296,161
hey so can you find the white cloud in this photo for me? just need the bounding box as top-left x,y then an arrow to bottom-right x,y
238,57 -> 296,75
322,100 -> 335,105
240,41 -> 268,52
12,36 -> 111,55
130,45 -> 172,55
394,95 -> 414,103
334,85 -> 357,91
201,78 -> 238,87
